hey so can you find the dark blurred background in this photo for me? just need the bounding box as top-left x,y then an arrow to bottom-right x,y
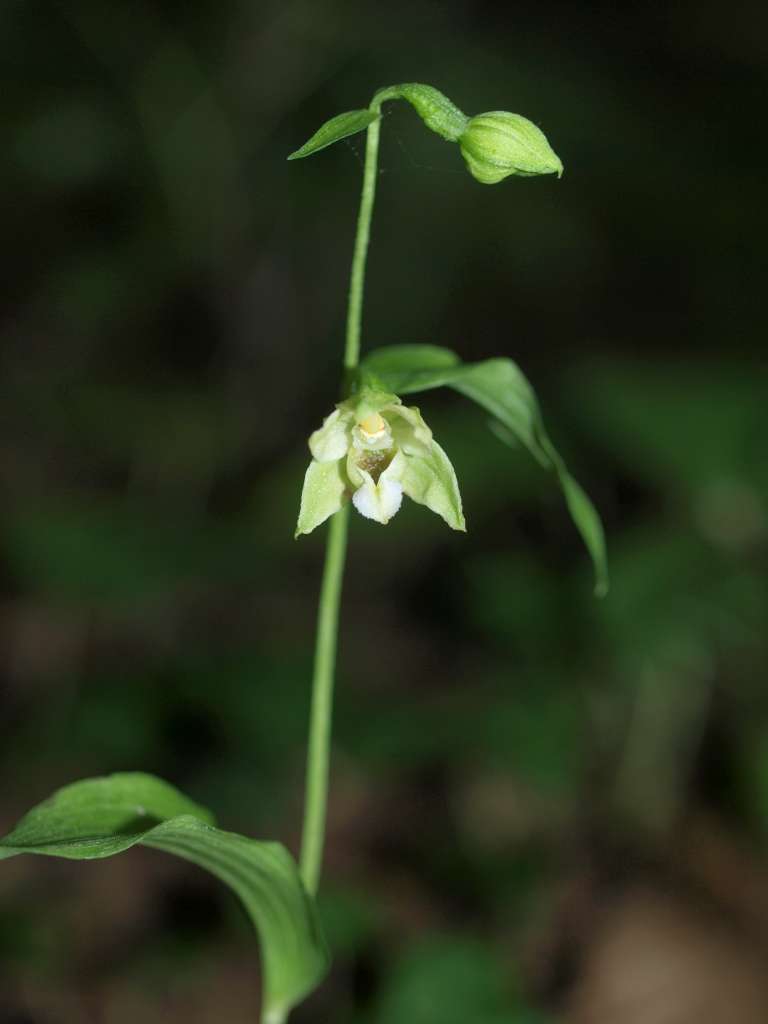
2,0 -> 768,1020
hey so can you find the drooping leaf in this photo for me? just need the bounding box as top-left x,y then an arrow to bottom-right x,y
361,344 -> 462,394
287,109 -> 378,160
360,345 -> 608,595
0,774 -> 328,1023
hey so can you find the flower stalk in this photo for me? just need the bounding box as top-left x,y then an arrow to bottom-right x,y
342,103 -> 379,378
298,504 -> 349,896
298,92 -> 389,896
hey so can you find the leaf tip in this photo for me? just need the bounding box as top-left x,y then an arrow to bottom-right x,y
263,1008 -> 288,1024
594,581 -> 609,599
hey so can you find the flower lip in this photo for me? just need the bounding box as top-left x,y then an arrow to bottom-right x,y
351,451 -> 406,524
355,448 -> 394,483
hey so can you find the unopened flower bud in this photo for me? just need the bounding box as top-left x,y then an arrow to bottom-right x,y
459,111 -> 563,184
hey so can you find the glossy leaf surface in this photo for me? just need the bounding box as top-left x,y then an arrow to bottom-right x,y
0,773 -> 329,1023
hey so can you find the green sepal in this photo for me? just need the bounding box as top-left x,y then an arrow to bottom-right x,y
402,437 -> 466,531
296,457 -> 349,536
0,773 -> 329,1023
287,109 -> 378,160
360,345 -> 608,596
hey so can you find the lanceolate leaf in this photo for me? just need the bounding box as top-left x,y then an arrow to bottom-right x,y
360,345 -> 608,596
287,109 -> 378,160
0,774 -> 329,1024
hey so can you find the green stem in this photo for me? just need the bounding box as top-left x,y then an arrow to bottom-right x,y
299,94 -> 390,896
299,505 -> 349,895
342,87 -> 399,377
342,120 -> 379,373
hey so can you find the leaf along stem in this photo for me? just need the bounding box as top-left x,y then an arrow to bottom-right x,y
299,88 -> 396,896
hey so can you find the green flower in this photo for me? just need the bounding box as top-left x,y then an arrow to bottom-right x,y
459,111 -> 563,184
296,389 -> 465,536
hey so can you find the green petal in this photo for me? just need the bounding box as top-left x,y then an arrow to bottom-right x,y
296,460 -> 348,537
388,404 -> 433,455
402,441 -> 466,531
309,409 -> 351,462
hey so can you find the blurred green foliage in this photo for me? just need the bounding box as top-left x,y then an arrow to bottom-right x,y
2,0 -> 768,1019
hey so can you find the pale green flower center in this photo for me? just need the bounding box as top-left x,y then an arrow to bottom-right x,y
352,410 -> 393,455
358,412 -> 386,436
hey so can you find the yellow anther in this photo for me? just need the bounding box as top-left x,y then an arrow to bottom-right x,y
359,412 -> 386,436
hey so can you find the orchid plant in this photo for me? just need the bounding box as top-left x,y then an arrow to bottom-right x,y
0,83 -> 606,1022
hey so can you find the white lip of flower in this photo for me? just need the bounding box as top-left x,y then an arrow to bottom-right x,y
295,390 -> 465,536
